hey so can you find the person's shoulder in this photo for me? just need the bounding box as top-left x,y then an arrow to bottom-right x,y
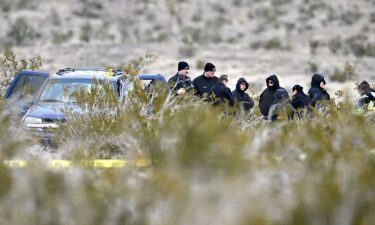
193,74 -> 203,81
169,73 -> 179,81
260,87 -> 271,95
308,87 -> 319,93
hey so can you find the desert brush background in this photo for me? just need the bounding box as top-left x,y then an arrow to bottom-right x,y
1,0 -> 375,93
1,1 -> 375,225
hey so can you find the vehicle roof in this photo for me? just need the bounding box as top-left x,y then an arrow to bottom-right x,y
51,68 -> 124,81
17,70 -> 49,76
50,74 -> 122,81
136,74 -> 167,81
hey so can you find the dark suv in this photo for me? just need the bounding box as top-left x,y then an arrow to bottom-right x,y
21,68 -> 169,144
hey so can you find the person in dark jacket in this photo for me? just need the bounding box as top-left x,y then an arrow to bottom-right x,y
267,88 -> 292,121
357,80 -> 375,109
308,74 -> 330,108
192,62 -> 219,98
210,75 -> 234,107
259,75 -> 288,117
290,84 -> 311,119
168,61 -> 193,95
291,85 -> 310,109
232,77 -> 254,112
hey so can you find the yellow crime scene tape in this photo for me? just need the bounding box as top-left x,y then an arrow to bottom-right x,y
3,159 -> 151,168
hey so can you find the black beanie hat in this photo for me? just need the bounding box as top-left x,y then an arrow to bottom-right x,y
178,61 -> 189,71
204,62 -> 216,72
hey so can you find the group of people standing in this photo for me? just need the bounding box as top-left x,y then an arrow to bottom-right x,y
168,61 -> 375,120
168,61 -> 254,114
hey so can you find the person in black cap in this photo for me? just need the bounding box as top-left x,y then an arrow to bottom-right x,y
259,75 -> 288,118
308,74 -> 330,108
210,74 -> 234,107
168,61 -> 193,95
192,62 -> 219,98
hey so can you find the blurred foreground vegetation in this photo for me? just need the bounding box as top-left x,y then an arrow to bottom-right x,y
1,51 -> 375,225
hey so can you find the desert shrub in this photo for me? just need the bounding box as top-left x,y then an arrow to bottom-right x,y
330,63 -> 357,82
51,30 -> 73,44
7,17 -> 40,46
0,0 -> 35,12
58,55 -> 158,158
328,37 -> 342,54
370,12 -> 375,23
309,39 -> 320,55
73,0 -> 103,18
232,0 -> 243,7
80,22 -> 93,42
0,49 -> 42,97
2,53 -> 375,224
3,86 -> 375,225
49,8 -> 61,26
250,38 -> 290,50
15,0 -> 36,10
0,100 -> 25,158
195,59 -> 205,69
340,9 -> 362,25
178,45 -> 196,58
192,10 -> 202,22
212,3 -> 227,14
0,0 -> 12,12
307,61 -> 319,73
328,35 -> 375,57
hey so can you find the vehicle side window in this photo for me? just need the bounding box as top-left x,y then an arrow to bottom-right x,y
8,75 -> 46,100
8,75 -> 26,99
144,79 -> 169,94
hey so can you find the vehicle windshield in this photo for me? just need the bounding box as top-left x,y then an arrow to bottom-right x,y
38,79 -> 94,103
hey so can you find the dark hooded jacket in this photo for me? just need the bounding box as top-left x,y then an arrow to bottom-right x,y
192,74 -> 219,98
259,75 -> 288,117
210,82 -> 234,107
357,81 -> 375,108
267,88 -> 291,121
308,74 -> 330,107
232,78 -> 254,112
168,73 -> 193,91
291,90 -> 310,110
